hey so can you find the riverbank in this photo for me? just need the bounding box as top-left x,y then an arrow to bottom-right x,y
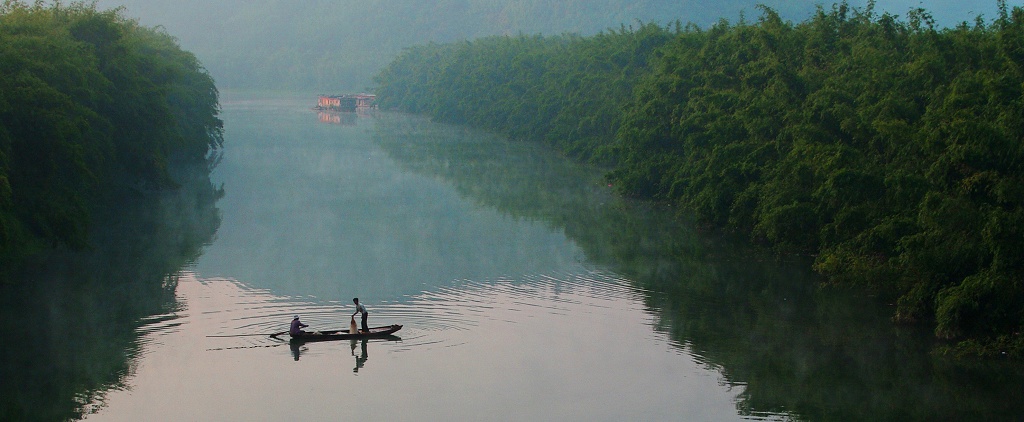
373,2 -> 1024,358
0,2 -> 222,278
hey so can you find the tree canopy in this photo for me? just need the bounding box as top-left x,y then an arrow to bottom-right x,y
374,1 -> 1024,357
0,1 -> 222,268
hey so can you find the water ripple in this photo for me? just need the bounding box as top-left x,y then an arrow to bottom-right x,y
188,267 -> 646,353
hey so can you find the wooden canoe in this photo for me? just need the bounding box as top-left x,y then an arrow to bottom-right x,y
287,324 -> 402,342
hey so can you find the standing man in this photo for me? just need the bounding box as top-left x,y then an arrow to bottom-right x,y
352,298 -> 368,333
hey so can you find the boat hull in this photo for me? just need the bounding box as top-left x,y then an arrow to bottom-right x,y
287,324 -> 402,342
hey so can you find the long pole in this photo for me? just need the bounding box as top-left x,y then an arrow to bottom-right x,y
206,331 -> 288,338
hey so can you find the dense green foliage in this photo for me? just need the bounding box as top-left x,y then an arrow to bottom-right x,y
371,114 -> 1024,419
0,1 -> 222,268
376,23 -> 676,163
374,1 -> 1024,356
615,2 -> 1024,355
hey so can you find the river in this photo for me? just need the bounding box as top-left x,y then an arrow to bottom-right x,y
3,92 -> 1023,421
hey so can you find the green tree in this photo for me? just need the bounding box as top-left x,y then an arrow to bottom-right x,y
0,1 -> 222,274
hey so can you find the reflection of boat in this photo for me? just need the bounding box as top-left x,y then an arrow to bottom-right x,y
287,324 -> 402,342
318,111 -> 357,125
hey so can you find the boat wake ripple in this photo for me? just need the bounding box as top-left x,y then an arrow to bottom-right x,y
169,268 -> 652,353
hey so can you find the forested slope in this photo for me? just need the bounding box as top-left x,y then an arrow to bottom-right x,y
0,2 -> 223,273
374,1 -> 1024,357
377,23 -> 674,162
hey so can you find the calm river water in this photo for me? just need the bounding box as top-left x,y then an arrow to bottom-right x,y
4,92 -> 1024,421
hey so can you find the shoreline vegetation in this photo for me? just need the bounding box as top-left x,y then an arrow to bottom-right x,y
0,1 -> 223,278
0,3 -> 225,419
374,0 -> 1024,358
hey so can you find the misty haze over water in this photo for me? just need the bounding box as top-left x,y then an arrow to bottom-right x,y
95,0 -> 1022,91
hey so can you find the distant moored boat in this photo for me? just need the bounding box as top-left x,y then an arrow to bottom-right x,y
315,93 -> 377,112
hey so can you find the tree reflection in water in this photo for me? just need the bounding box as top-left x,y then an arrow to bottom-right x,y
0,163 -> 222,422
371,114 -> 1024,421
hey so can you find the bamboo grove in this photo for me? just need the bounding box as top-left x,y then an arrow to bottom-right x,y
0,2 -> 223,269
375,1 -> 1024,357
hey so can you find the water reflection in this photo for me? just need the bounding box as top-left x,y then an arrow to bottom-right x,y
36,95 -> 1024,421
284,335 -> 400,365
196,94 -> 582,303
370,113 -> 1024,420
317,111 -> 356,126
85,268 -> 740,421
0,161 -> 221,421
290,342 -> 306,361
351,339 -> 368,372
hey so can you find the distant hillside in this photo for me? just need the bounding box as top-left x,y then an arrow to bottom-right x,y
92,0 -> 1016,90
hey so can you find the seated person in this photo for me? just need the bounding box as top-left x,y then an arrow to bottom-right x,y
290,315 -> 309,335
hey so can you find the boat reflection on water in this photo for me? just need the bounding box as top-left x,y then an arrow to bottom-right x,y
286,336 -> 401,366
317,111 -> 356,126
